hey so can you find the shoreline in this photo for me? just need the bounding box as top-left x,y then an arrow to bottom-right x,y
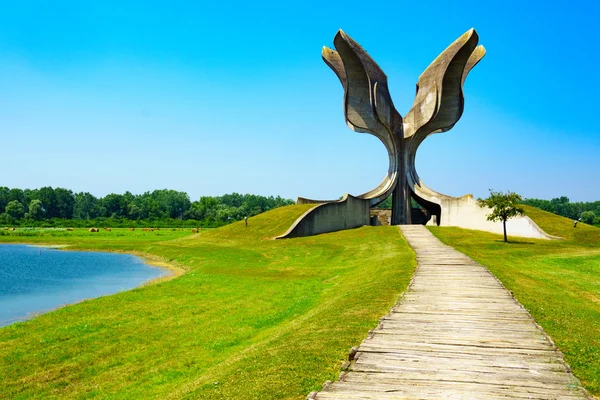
125,250 -> 186,284
0,241 -> 187,285
0,242 -> 188,328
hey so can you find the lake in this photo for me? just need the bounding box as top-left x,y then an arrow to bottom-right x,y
0,244 -> 168,327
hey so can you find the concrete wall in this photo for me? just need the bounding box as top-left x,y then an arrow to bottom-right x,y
427,195 -> 560,240
275,194 -> 371,239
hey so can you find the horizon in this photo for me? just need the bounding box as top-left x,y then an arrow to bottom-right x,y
0,185 -> 597,205
1,1 -> 598,202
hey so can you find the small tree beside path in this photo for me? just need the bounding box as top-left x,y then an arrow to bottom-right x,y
477,189 -> 525,242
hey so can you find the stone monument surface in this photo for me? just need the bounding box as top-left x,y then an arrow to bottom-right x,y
277,29 -> 553,240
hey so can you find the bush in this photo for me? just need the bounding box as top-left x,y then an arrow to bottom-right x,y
0,213 -> 13,225
581,211 -> 596,225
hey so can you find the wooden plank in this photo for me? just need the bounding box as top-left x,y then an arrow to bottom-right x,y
323,379 -> 584,396
341,371 -> 578,390
310,226 -> 589,399
316,382 -> 586,400
354,352 -> 569,372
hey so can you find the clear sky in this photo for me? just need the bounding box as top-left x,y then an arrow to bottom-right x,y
1,1 -> 598,202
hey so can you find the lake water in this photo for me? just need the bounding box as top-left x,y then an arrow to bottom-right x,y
0,244 -> 168,327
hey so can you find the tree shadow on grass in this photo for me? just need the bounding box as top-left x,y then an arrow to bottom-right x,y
494,240 -> 535,245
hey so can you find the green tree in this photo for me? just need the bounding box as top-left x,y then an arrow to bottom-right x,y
24,188 -> 38,208
28,199 -> 45,220
54,188 -> 75,219
38,187 -> 58,218
477,189 -> 525,243
5,200 -> 25,220
151,189 -> 191,219
183,202 -> 205,220
581,211 -> 596,225
103,193 -> 127,218
0,187 -> 9,214
127,203 -> 142,220
0,187 -> 295,226
0,213 -> 13,225
375,196 -> 393,209
199,196 -> 218,220
8,188 -> 25,204
74,192 -> 99,220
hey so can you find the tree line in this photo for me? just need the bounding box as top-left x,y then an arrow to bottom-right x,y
521,196 -> 600,225
0,187 -> 294,227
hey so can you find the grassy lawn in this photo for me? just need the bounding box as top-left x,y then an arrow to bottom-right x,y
429,205 -> 600,397
0,205 -> 416,399
0,226 -> 196,246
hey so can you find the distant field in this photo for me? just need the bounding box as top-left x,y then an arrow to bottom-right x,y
0,226 -> 196,242
0,205 -> 416,399
429,205 -> 600,397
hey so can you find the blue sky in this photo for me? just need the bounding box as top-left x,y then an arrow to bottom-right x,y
1,1 -> 598,202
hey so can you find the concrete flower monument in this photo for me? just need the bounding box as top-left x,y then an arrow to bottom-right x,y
277,30 -> 553,239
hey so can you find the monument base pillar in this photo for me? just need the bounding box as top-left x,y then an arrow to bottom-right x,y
391,180 -> 412,225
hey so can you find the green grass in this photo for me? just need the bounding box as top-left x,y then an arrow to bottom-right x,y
0,227 -> 196,243
0,205 -> 416,399
429,205 -> 600,396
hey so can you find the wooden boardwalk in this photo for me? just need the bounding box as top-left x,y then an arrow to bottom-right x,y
310,225 -> 589,399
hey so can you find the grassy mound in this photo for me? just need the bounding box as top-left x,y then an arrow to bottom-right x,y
0,205 -> 416,399
429,206 -> 600,396
522,204 -> 600,244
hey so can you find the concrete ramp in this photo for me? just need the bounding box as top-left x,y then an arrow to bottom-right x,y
424,194 -> 560,240
275,195 -> 370,239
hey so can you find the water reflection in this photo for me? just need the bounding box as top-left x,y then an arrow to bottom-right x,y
0,244 -> 167,327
